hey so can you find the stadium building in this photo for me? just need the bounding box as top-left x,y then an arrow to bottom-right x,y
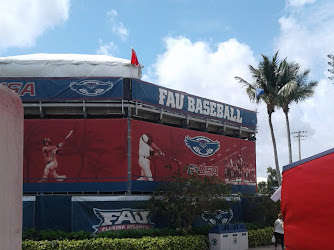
0,54 -> 257,233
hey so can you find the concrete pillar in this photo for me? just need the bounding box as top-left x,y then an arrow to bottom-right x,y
0,86 -> 23,250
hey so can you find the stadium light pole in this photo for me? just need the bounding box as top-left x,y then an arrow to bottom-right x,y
328,54 -> 334,82
292,130 -> 307,161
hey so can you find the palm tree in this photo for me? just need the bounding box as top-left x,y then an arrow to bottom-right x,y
235,51 -> 286,186
277,63 -> 318,163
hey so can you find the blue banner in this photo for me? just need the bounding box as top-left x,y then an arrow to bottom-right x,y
0,77 -> 124,102
71,196 -> 242,233
71,196 -> 160,233
23,196 -> 35,229
132,80 -> 257,129
22,195 -> 242,232
35,196 -> 72,231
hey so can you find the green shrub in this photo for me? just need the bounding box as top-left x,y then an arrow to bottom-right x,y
248,227 -> 273,248
95,228 -> 183,239
23,226 -> 212,241
22,235 -> 208,250
244,222 -> 266,231
22,229 -> 91,241
241,195 -> 281,227
23,226 -> 274,248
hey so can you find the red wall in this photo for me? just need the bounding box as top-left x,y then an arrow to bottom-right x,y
24,119 -> 256,189
282,153 -> 334,249
24,119 -> 128,183
131,120 -> 256,185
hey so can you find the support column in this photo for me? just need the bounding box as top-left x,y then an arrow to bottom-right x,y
0,86 -> 23,250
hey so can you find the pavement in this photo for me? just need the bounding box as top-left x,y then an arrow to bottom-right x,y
249,245 -> 283,249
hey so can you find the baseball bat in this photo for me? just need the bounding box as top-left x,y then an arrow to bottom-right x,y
167,155 -> 181,165
62,130 -> 73,144
158,149 -> 181,165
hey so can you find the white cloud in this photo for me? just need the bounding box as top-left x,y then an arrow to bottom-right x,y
148,27 -> 334,179
148,36 -> 282,177
145,1 -> 334,180
276,1 -> 334,77
0,0 -> 70,51
287,0 -> 316,7
266,0 -> 334,176
107,9 -> 129,41
96,39 -> 117,56
153,37 -> 257,109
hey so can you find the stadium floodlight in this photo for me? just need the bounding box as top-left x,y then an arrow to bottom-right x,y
292,130 -> 307,161
328,54 -> 334,82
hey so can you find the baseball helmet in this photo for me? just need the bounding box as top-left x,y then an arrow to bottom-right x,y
43,138 -> 51,143
142,134 -> 149,143
142,133 -> 153,144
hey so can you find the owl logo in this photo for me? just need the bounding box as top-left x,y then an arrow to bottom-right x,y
184,135 -> 220,157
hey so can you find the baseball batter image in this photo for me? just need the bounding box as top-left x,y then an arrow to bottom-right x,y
137,133 -> 164,181
38,137 -> 67,183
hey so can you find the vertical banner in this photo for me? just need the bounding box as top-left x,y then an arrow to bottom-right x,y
23,196 -> 35,229
35,196 -> 72,231
131,120 -> 256,192
24,119 -> 128,187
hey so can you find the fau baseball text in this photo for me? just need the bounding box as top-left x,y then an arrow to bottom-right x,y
159,88 -> 243,123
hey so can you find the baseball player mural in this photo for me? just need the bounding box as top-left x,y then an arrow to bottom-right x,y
137,133 -> 165,181
224,154 -> 256,183
38,130 -> 73,183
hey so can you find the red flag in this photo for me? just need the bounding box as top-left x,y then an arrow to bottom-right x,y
131,48 -> 139,67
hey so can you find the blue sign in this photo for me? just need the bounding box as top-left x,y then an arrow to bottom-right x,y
132,80 -> 257,129
71,196 -> 158,233
0,77 -> 124,102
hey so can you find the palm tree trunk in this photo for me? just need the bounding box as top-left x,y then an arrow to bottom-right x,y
268,110 -> 282,186
284,111 -> 293,164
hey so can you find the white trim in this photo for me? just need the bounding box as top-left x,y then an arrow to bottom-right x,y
72,195 -> 151,202
23,196 -> 36,202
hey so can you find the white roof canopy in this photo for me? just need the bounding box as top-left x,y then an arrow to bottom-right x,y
0,53 -> 142,79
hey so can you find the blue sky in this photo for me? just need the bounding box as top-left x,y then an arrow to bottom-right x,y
2,0 -> 284,66
1,0 -> 334,178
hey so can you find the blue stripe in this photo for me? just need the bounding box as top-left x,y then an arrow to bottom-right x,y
283,148 -> 334,173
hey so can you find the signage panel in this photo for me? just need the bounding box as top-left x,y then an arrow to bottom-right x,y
1,77 -> 123,102
131,120 -> 256,186
24,119 -> 127,184
132,79 -> 257,128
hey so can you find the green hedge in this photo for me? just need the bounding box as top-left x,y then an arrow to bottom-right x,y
23,226 -> 273,249
248,227 -> 273,248
22,227 -> 213,241
22,235 -> 208,250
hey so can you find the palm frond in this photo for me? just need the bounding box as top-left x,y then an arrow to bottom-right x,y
277,62 -> 318,107
235,76 -> 257,102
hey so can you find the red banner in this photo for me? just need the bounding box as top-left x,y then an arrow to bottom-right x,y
24,119 -> 127,183
131,120 -> 256,185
